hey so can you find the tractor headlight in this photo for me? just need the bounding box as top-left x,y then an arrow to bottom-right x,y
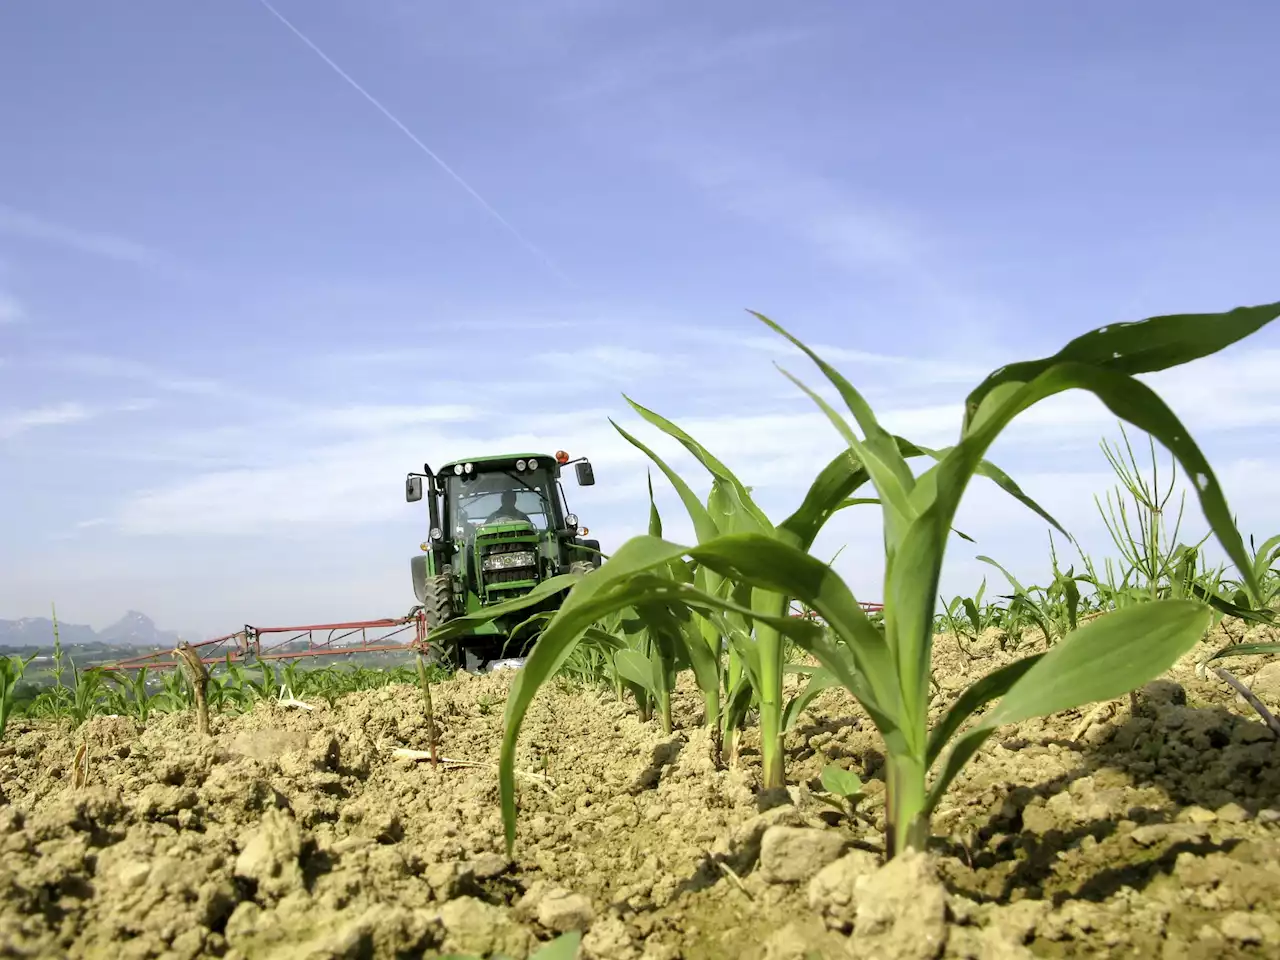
516,459 -> 527,471
453,464 -> 463,475
526,458 -> 538,470
464,462 -> 474,474
429,527 -> 443,541
565,513 -> 578,529
482,550 -> 537,572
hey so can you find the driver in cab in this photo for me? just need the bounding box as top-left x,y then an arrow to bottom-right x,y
485,489 -> 533,525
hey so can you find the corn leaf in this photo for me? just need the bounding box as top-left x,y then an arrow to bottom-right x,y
962,301 -> 1280,435
927,599 -> 1210,812
924,654 -> 1043,768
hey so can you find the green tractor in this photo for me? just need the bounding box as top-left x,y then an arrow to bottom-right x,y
405,450 -> 600,670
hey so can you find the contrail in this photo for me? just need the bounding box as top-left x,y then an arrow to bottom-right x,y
254,0 -> 572,286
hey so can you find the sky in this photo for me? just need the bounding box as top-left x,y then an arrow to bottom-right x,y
1,0 -> 1278,637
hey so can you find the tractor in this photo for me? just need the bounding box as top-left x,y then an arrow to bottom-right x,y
405,450 -> 600,670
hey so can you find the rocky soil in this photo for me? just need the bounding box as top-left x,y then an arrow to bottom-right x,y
2,623 -> 1280,959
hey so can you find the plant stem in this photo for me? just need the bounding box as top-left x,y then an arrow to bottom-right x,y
659,691 -> 673,734
755,589 -> 789,789
415,654 -> 439,765
1215,666 -> 1280,738
885,753 -> 929,857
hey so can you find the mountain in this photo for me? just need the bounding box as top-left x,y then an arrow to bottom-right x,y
0,611 -> 186,650
96,611 -> 184,648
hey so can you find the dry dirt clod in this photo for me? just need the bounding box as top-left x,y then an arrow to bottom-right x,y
233,808 -> 304,901
852,850 -> 949,960
807,848 -> 881,932
758,825 -> 851,884
535,887 -> 596,933
437,896 -> 534,957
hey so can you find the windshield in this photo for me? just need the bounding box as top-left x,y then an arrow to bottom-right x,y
444,469 -> 556,536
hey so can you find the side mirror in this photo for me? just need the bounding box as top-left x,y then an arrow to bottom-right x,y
406,476 -> 423,502
575,461 -> 595,486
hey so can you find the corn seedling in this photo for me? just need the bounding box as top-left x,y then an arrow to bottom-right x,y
173,642 -> 211,735
1,653 -> 36,742
491,301 -> 1278,859
104,667 -> 155,724
67,664 -> 108,727
416,652 -> 440,765
816,762 -> 865,820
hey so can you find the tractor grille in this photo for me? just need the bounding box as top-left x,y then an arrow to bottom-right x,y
480,538 -> 539,587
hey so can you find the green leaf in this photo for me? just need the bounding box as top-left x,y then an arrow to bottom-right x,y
777,449 -> 873,550
820,763 -> 863,798
925,654 -> 1043,768
611,418 -> 720,544
625,394 -> 773,534
782,667 -> 841,734
892,354 -> 1272,748
613,649 -> 657,695
963,301 -> 1280,434
427,573 -> 582,646
529,931 -> 583,960
927,600 -> 1211,812
1203,642 -> 1280,665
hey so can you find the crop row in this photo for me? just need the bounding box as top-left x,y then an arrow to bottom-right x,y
4,300 -> 1279,870
424,300 -> 1280,862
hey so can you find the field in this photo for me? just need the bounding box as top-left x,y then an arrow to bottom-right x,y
3,303 -> 1280,958
2,621 -> 1279,959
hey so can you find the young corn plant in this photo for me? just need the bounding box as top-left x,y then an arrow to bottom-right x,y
1,653 -> 37,742
495,300 -> 1278,859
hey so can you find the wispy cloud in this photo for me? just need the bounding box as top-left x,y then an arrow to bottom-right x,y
555,25 -> 815,107
51,354 -> 227,397
0,398 -> 156,441
300,404 -> 484,433
95,329 -> 1280,542
670,325 -> 991,384
0,204 -> 167,267
661,156 -> 1013,333
0,402 -> 95,439
0,291 -> 22,325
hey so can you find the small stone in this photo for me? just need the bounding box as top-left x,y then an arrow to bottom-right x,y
1131,825 -> 1172,847
466,852 -> 510,880
1249,661 -> 1280,700
1130,823 -> 1209,848
536,888 -> 595,933
1215,802 -> 1250,824
1257,808 -> 1280,825
1178,806 -> 1217,824
1140,680 -> 1187,706
115,860 -> 151,890
1220,911 -> 1262,944
759,826 -> 850,883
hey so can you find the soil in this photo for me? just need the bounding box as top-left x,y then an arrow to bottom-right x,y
2,622 -> 1280,959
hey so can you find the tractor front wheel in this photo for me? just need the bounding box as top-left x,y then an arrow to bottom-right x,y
422,575 -> 465,668
422,574 -> 455,630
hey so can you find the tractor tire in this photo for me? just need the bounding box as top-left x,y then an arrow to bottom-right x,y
422,574 -> 455,630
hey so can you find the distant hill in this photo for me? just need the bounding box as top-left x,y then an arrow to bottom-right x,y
0,611 -> 187,650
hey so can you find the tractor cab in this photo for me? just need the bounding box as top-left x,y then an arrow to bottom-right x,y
405,450 -> 598,667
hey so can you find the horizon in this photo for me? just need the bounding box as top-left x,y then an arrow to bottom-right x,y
2,0 -> 1278,634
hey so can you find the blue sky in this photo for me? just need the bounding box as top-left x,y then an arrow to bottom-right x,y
2,0 -> 1277,636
